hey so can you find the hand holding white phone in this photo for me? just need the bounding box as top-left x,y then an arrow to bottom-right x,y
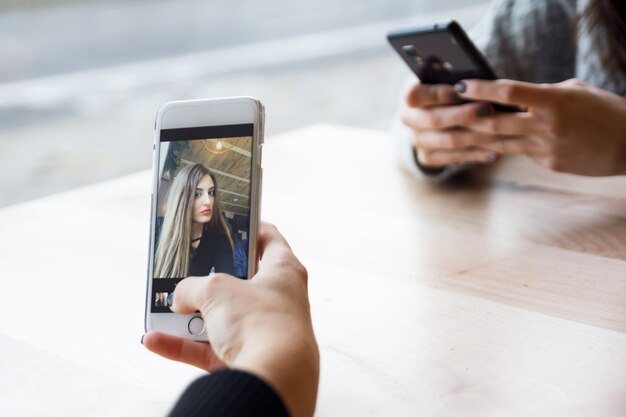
145,97 -> 264,340
143,222 -> 320,417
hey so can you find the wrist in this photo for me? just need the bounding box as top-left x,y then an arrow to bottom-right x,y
233,326 -> 320,417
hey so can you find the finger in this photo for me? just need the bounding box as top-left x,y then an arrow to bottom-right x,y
257,222 -> 297,267
414,128 -> 505,150
418,148 -> 498,167
402,101 -> 494,131
406,82 -> 464,108
479,137 -> 538,155
456,79 -> 550,108
256,222 -> 308,288
170,274 -> 233,314
467,112 -> 542,136
142,331 -> 226,371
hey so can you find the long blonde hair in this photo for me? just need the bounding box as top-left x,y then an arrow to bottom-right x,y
154,163 -> 233,278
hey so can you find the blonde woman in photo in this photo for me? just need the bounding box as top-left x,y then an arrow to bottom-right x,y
154,163 -> 235,278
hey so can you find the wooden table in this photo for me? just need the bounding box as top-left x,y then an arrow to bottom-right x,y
1,125 -> 625,416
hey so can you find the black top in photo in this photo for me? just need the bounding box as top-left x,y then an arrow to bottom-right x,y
190,229 -> 235,277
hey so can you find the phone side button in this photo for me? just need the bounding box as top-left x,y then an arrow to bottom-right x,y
188,316 -> 205,336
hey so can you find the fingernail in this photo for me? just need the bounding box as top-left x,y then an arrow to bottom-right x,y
141,334 -> 145,345
475,103 -> 494,117
453,81 -> 467,93
487,153 -> 498,162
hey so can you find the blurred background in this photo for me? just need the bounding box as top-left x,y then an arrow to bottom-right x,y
0,0 -> 489,207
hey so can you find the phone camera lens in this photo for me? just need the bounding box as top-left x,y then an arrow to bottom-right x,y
402,44 -> 418,58
402,45 -> 423,65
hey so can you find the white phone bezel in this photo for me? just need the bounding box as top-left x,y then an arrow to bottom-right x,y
145,96 -> 264,340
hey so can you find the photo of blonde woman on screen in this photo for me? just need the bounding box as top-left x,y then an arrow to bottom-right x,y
154,163 -> 235,278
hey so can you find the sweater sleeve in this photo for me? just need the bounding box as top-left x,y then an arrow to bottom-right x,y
469,0 -> 576,83
168,369 -> 290,417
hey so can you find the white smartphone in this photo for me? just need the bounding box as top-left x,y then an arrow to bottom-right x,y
145,96 -> 264,340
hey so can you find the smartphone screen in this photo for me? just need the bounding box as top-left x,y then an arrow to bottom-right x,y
151,124 -> 254,313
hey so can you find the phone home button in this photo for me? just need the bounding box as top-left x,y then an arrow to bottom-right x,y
187,316 -> 205,336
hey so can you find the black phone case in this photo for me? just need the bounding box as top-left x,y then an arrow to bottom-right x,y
387,20 -> 497,83
387,20 -> 518,112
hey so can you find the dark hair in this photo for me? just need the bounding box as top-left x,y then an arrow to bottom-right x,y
580,0 -> 626,76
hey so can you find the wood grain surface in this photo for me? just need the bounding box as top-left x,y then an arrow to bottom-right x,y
0,124 -> 624,416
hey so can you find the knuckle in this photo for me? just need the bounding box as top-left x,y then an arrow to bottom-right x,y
427,85 -> 440,103
217,342 -> 238,364
402,109 -> 428,130
554,86 -> 576,103
546,126 -> 561,141
418,149 -> 436,165
436,86 -> 455,104
436,87 -> 449,103
260,221 -> 277,236
195,274 -> 230,310
546,117 -> 566,139
404,90 -> 414,107
274,251 -> 308,282
264,221 -> 278,231
561,78 -> 584,87
426,112 -> 443,129
539,83 -> 563,102
442,132 -> 462,149
413,131 -> 430,148
484,117 -> 500,133
484,141 -> 502,153
206,273 -> 228,291
295,261 -> 308,284
501,83 -> 520,103
274,249 -> 298,269
400,111 -> 414,127
405,81 -> 422,106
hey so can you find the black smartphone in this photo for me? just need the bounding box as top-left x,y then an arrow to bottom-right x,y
387,20 -> 517,111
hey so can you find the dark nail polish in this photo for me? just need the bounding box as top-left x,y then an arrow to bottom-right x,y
141,334 -> 145,345
476,103 -> 494,117
453,82 -> 467,93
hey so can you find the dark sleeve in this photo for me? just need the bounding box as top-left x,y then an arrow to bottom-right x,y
168,369 -> 290,417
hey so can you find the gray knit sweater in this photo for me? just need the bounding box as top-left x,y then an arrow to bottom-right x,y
473,0 -> 625,95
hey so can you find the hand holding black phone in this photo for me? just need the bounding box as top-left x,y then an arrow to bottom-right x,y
387,20 -> 518,112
